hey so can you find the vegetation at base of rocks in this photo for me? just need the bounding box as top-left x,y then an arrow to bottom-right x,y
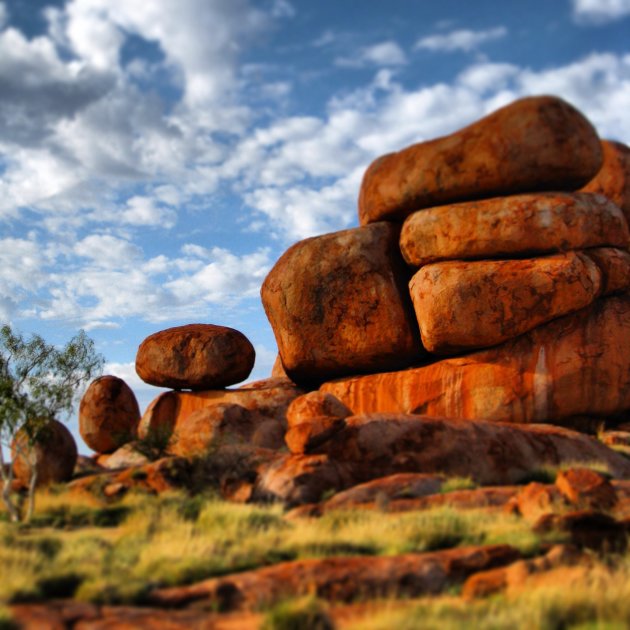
262,597 -> 334,630
0,490 -> 555,605
347,563 -> 630,630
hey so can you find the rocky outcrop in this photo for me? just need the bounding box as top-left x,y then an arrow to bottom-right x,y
135,324 -> 255,390
317,415 -> 630,484
79,375 -> 140,454
149,545 -> 521,610
581,139 -> 630,221
321,295 -> 630,425
12,419 -> 78,487
358,96 -> 602,225
261,222 -> 423,384
399,192 -> 627,268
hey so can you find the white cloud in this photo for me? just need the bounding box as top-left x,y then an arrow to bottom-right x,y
415,26 -> 507,53
0,3 -> 7,29
572,0 -> 630,23
120,195 -> 177,228
336,41 -> 407,68
271,0 -> 296,18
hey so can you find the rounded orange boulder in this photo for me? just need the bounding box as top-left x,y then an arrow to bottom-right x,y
135,324 -> 255,390
79,375 -> 141,454
12,419 -> 78,486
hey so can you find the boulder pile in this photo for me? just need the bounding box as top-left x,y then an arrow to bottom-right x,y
68,95 -> 630,509
261,95 -> 630,430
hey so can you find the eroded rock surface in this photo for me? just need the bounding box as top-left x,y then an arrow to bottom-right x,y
321,295 -> 630,425
399,192 -> 628,267
79,375 -> 140,454
409,251 -> 602,354
359,96 -> 602,225
135,324 -> 255,390
261,222 -> 423,384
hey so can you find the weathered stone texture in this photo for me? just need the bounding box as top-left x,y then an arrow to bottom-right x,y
12,419 -> 78,487
79,375 -> 140,454
409,251 -> 601,354
359,96 -> 602,225
261,222 -> 423,384
135,324 -> 255,390
321,295 -> 630,425
400,192 -> 628,267
581,139 -> 630,221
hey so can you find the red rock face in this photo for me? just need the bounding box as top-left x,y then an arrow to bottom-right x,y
261,222 -> 423,384
12,419 -> 78,486
167,403 -> 285,456
400,192 -> 628,268
138,379 -> 303,445
359,96 -> 602,225
79,375 -> 140,454
135,324 -> 255,390
286,391 -> 352,427
581,140 -> 630,222
321,295 -> 630,425
150,545 -> 520,610
409,252 -> 601,354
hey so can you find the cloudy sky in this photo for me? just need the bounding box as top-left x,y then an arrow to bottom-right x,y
2,0 -> 630,449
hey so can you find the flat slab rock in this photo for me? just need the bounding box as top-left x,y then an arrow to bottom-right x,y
359,95 -> 602,225
135,324 -> 255,390
321,294 -> 630,425
149,545 -> 520,611
261,221 -> 422,384
400,192 -> 628,268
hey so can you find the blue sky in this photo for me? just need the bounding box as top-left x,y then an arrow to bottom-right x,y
2,0 -> 630,451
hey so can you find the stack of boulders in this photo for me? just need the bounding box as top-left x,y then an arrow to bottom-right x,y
78,324 -> 304,468
261,95 -> 630,429
69,94 -> 630,507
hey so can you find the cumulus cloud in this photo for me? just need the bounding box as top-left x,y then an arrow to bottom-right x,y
336,40 -> 408,68
572,0 -> 630,23
415,26 -> 507,53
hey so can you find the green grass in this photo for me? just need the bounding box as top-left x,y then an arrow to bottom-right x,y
0,489 -> 556,606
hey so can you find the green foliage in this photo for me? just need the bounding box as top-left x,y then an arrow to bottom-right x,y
0,325 -> 104,437
440,476 -> 478,493
0,324 -> 103,522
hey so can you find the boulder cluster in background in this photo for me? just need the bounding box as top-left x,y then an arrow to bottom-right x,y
14,96 -> 630,526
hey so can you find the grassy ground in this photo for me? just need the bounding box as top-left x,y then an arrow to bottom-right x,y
0,484 -> 627,629
0,487 -> 551,605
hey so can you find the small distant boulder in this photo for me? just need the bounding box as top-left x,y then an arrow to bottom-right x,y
79,375 -> 141,454
12,419 -> 78,487
135,324 -> 255,390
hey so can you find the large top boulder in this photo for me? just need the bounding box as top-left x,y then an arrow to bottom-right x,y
79,375 -> 141,454
12,419 -> 78,487
359,96 -> 602,225
135,324 -> 255,390
261,222 -> 423,384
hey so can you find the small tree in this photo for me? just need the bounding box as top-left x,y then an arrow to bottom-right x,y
0,325 -> 104,522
